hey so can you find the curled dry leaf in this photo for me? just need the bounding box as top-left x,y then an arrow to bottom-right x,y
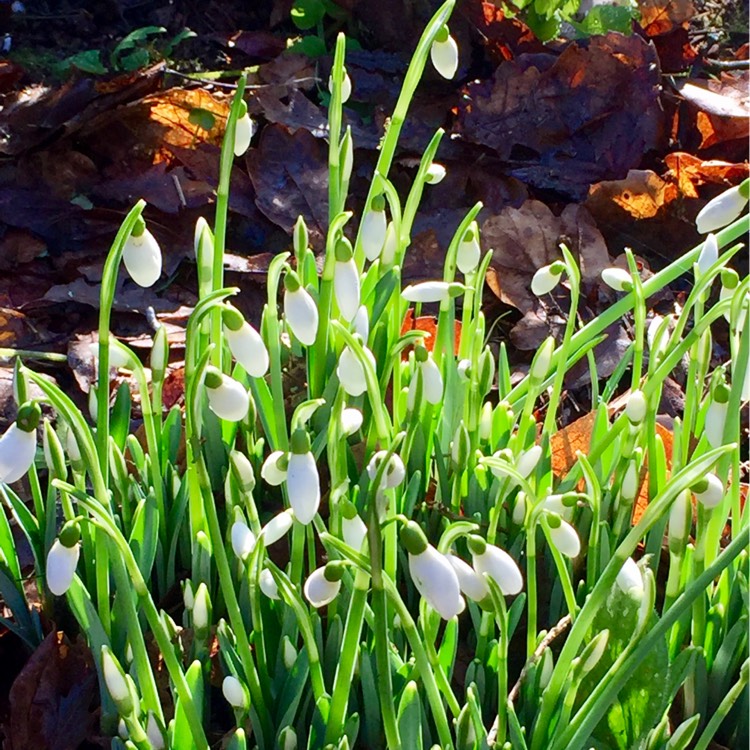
663,153 -> 750,199
637,0 -> 695,36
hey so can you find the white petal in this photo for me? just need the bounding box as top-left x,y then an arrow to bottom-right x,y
122,229 -> 162,288
615,557 -> 643,598
261,510 -> 294,545
259,569 -> 280,599
284,287 -> 319,346
548,519 -> 580,558
420,358 -> 443,404
668,490 -> 692,543
361,208 -> 387,261
367,451 -> 406,489
342,513 -> 368,550
304,567 -> 341,607
287,452 -> 320,525
697,233 -> 718,274
102,649 -> 130,703
341,407 -> 363,436
225,322 -> 269,378
621,461 -> 639,501
408,547 -> 463,619
705,400 -> 727,448
337,346 -> 367,397
206,375 -> 249,422
425,163 -> 446,184
334,259 -> 361,322
601,267 -> 632,292
531,266 -> 562,296
353,305 -> 370,342
328,72 -> 352,103
473,545 -> 523,596
696,185 -> 748,234
146,713 -> 165,750
46,540 -> 79,596
222,676 -> 246,709
402,281 -> 452,303
381,222 -> 398,266
430,36 -> 459,79
231,521 -> 256,560
456,235 -> 480,275
625,390 -> 647,423
512,492 -> 527,525
516,445 -> 542,479
447,554 -> 488,602
233,113 -> 256,157
0,423 -> 36,484
694,474 -> 724,509
261,450 -> 287,486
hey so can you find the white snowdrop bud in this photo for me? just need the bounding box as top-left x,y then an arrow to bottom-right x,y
341,407 -> 363,436
668,490 -> 692,546
261,509 -> 294,546
222,306 -> 269,378
469,536 -> 523,596
457,223 -> 481,275
337,345 -> 371,397
328,68 -> 352,103
705,383 -> 729,448
233,108 -> 257,157
0,402 -> 40,483
46,525 -> 80,596
530,336 -> 555,381
402,281 -> 463,303
516,445 -> 542,479
353,305 -> 370,342
118,718 -> 128,740
546,515 -> 580,558
719,269 -> 739,322
283,273 -> 319,346
647,314 -> 666,355
446,553 -> 489,602
601,267 -> 633,292
102,646 -> 132,709
88,386 -> 98,423
367,451 -> 406,489
204,368 -> 249,422
230,450 -> 255,492
341,503 -> 368,550
380,221 -> 398,266
695,182 -> 749,234
616,558 -> 643,599
512,491 -> 527,525
334,240 -> 360,322
304,562 -> 344,607
692,474 -> 724,509
150,324 -> 168,383
193,583 -> 211,631
531,262 -> 565,296
621,460 -> 639,502
279,726 -> 298,750
479,402 -> 493,442
286,429 -> 320,525
146,712 -> 165,750
42,420 -> 64,475
457,359 -> 471,382
625,390 -> 647,424
261,450 -> 288,486
259,568 -> 280,599
402,522 -> 463,619
361,196 -> 388,261
425,163 -> 446,184
580,630 -> 609,675
182,580 -> 195,610
122,219 -> 162,288
282,637 -> 297,670
222,675 -> 248,709
417,351 -> 443,405
231,521 -> 256,560
430,25 -> 459,79
697,233 -> 718,274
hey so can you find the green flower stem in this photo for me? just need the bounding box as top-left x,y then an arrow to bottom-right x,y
507,215 -> 749,408
210,76 -> 247,369
539,516 -> 578,620
577,454 -> 602,592
526,523 -> 539,661
625,250 -> 646,392
353,0 -> 456,267
324,569 -> 369,745
529,443 -> 735,750
487,579 -> 510,747
420,609 -> 461,717
552,527 -> 749,750
693,657 -> 749,750
328,34 -> 346,221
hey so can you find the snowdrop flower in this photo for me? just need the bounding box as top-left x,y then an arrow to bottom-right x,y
261,509 -> 294,546
695,181 -> 749,234
705,381 -> 729,448
546,515 -> 581,558
367,450 -> 406,489
719,269 -> 739,322
621,460 -> 639,502
425,163 -> 446,184
457,222 -> 481,275
512,491 -> 527,525
222,675 -> 248,710
229,450 -> 255,492
361,195 -> 387,261
516,444 -> 542,479
233,101 -> 257,157
380,222 -> 398,266
450,421 -> 470,472
457,359 -> 471,382
182,580 -> 195,610
625,390 -> 647,424
447,553 -> 489,603
102,646 -> 133,712
286,429 -> 320,524
328,67 -> 352,103
122,218 -> 162,288
283,272 -> 319,346
146,713 -> 165,750
402,280 -> 463,303
193,583 -> 211,631
337,344 -> 375,397
279,727 -> 297,750
601,267 -> 633,292
204,368 -> 249,422
353,305 -> 370,342
616,558 -> 644,599
231,521 -> 256,560
697,233 -> 718,274
46,522 -> 80,596
692,474 -> 724,509
341,501 -> 367,550
282,637 -> 297,670
334,239 -> 360,321
479,402 -> 493,442
410,346 -> 443,405
668,490 -> 692,547
259,568 -> 280,599
0,401 -> 40,483
42,420 -> 65,476
531,261 -> 566,296
304,561 -> 345,607
222,306 -> 269,378
530,336 -> 555,381
430,24 -> 458,80
150,324 -> 168,383
401,521 -> 463,619
341,407 -> 363,436
88,341 -> 131,369
261,450 -> 287,486
469,535 -> 523,596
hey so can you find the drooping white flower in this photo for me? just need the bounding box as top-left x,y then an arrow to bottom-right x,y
261,509 -> 294,546
0,409 -> 39,484
286,429 -> 320,525
46,535 -> 80,596
531,262 -> 565,296
204,368 -> 249,422
425,163 -> 446,184
341,407 -> 363,436
367,451 -> 406,489
304,563 -> 344,607
516,445 -> 542,479
695,182 -> 749,234
231,521 -> 256,560
719,269 -> 739,322
334,256 -> 360,322
259,568 -> 280,599
469,536 -> 523,596
601,267 -> 633,292
122,222 -> 162,288
337,345 -> 373,397
361,197 -> 387,261
416,351 -> 443,405
447,553 -> 489,602
353,305 -> 370,342
621,460 -> 639,502
328,69 -> 352,103
222,306 -> 269,378
430,25 -> 459,80
546,516 -> 581,558
233,111 -> 257,157
705,382 -> 729,448
261,450 -> 287,486
697,233 -> 718,274
615,557 -> 644,599
456,223 -> 481,275
222,675 -> 248,709
402,281 -> 462,303
284,273 -> 319,346
625,390 -> 648,424
341,505 -> 367,551
693,474 -> 724,509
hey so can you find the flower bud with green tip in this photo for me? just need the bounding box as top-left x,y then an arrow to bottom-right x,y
578,630 -> 609,675
545,513 -> 580,558
692,474 -> 724,509
0,401 -> 39,484
222,305 -> 269,378
287,428 -> 320,524
402,521 -> 463,619
625,389 -> 647,424
102,646 -> 134,715
182,579 -> 195,610
695,179 -> 749,233
705,379 -> 729,448
616,558 -> 643,599
261,450 -> 288,486
283,271 -> 319,346
341,407 -> 363,437
122,216 -> 162,288
430,24 -> 458,79
451,421 -> 471,472
46,520 -> 80,596
601,267 -> 633,292
328,66 -> 352,103
479,402 -> 493,442
468,535 -> 523,596
259,568 -> 280,600
222,674 -> 249,710
333,238 -> 360,322
457,222 -> 481,275
341,500 -> 367,551
531,261 -> 566,296
230,450 -> 255,493
697,233 -> 718,274
425,163 -> 446,184
231,518 -> 256,560
42,419 -> 66,477
361,194 -> 387,261
621,459 -> 639,502
150,324 -> 168,384
193,582 -> 212,634
402,280 -> 464,303
279,726 -> 298,750
304,561 -> 345,607
204,367 -> 250,422
233,100 -> 257,157
530,336 -> 555,382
